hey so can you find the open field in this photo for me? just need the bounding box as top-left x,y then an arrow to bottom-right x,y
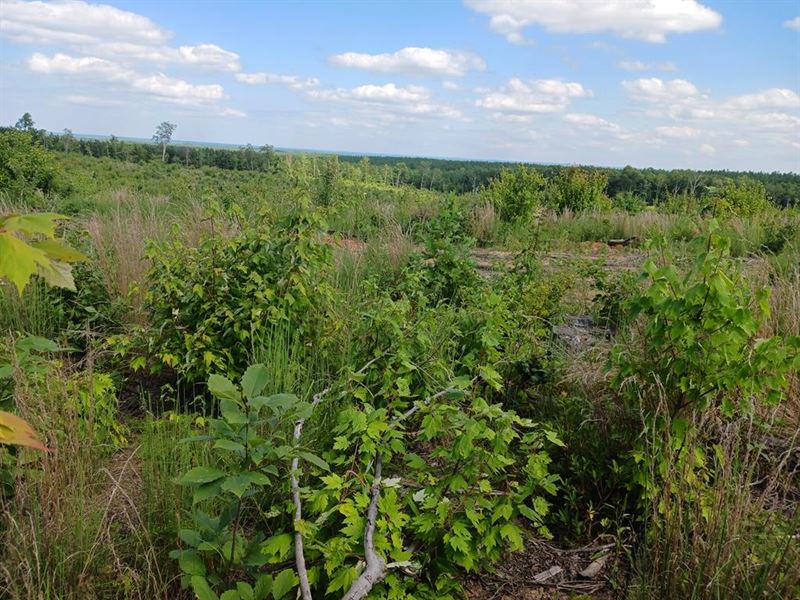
1,130 -> 799,600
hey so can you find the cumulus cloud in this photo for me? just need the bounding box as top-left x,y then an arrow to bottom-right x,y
235,72 -> 319,89
745,112 -> 800,130
1,0 -> 242,72
308,83 -> 462,120
622,77 -> 699,102
619,75 -> 800,162
618,60 -> 677,72
477,78 -> 591,114
784,17 -> 800,31
131,73 -> 225,104
330,47 -> 485,76
563,112 -> 630,140
0,0 -> 168,46
26,51 -> 244,115
465,0 -> 722,44
27,51 -> 127,78
724,88 -> 800,110
177,44 -> 241,72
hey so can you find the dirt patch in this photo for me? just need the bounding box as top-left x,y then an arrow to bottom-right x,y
464,538 -> 625,600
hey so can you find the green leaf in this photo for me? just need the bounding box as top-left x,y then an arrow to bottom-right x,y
499,522 -> 524,551
3,213 -> 67,237
179,529 -> 203,547
221,474 -> 252,498
213,439 -> 245,453
16,335 -> 60,353
180,466 -> 225,486
271,569 -> 298,600
298,451 -> 330,471
208,374 -> 241,403
261,533 -> 293,562
29,238 -> 87,262
253,574 -> 273,600
193,479 -> 223,504
179,550 -> 206,576
544,430 -> 565,447
241,364 -> 269,398
220,399 -> 247,425
190,575 -> 219,600
236,582 -> 254,600
249,393 -> 297,414
0,233 -> 49,294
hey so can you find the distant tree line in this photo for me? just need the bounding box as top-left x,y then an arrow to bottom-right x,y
339,155 -> 800,208
4,112 -> 799,208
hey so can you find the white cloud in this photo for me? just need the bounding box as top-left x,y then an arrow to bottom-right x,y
27,51 -> 127,78
308,83 -> 463,120
25,51 -> 243,115
465,0 -> 722,44
235,72 -> 319,89
724,88 -> 800,110
131,73 -> 225,103
477,78 -> 591,114
177,44 -> 241,72
2,0 -> 242,73
442,80 -> 462,91
746,112 -> 800,130
330,47 -> 485,76
784,17 -> 800,31
563,112 -> 630,139
622,77 -> 699,102
0,0 -> 168,46
699,143 -> 716,155
656,125 -> 699,138
618,60 -> 677,72
220,107 -> 247,118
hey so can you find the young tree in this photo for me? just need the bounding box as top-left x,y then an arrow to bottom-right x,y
62,128 -> 75,152
14,112 -> 35,132
152,121 -> 177,162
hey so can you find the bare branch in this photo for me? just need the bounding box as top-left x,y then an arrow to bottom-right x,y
291,386 -> 330,600
342,452 -> 387,600
394,377 -> 478,427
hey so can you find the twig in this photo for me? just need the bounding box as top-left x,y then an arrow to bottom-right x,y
393,377 -> 478,427
342,452 -> 386,600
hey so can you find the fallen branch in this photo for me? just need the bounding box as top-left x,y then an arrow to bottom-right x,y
342,452 -> 386,600
291,386 -> 330,600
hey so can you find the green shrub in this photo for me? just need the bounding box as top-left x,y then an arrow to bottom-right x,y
712,177 -> 771,217
138,209 -> 334,383
486,166 -> 545,222
0,130 -> 60,202
67,371 -> 127,451
548,167 -> 611,212
612,191 -> 647,214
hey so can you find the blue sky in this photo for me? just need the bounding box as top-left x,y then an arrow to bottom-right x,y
1,0 -> 799,171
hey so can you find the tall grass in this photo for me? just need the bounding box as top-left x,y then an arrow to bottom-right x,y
0,279 -> 64,337
629,402 -> 799,600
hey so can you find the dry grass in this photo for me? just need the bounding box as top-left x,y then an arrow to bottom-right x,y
629,400 -> 800,600
0,347 -> 168,599
84,206 -> 163,317
83,193 -> 238,320
471,201 -> 500,247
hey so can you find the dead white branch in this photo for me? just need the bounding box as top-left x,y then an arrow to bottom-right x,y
291,386 -> 330,600
341,452 -> 386,600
